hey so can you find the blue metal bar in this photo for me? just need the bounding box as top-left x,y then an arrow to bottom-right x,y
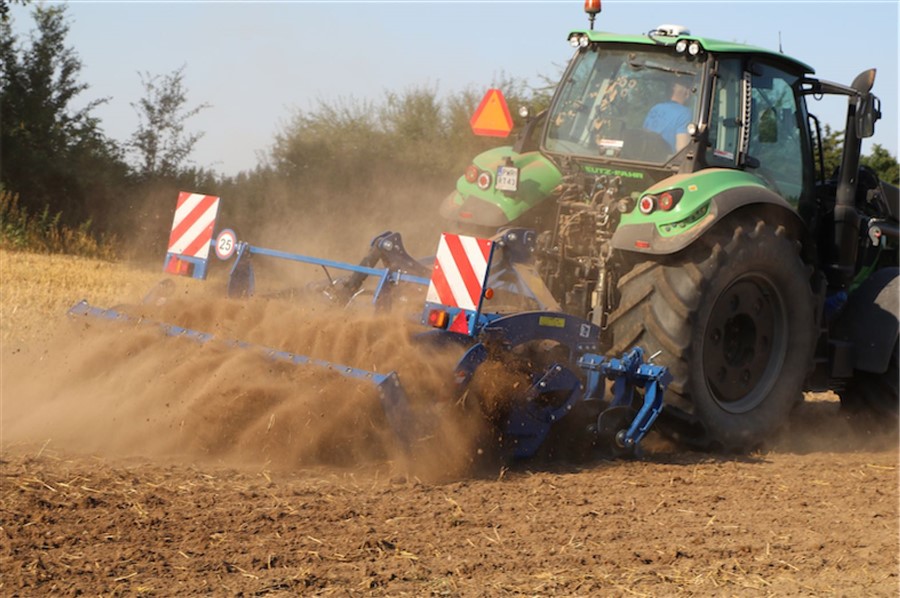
67,300 -> 416,449
67,300 -> 391,382
246,245 -> 429,287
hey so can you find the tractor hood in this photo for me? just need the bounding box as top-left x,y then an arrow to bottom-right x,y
441,144 -> 678,229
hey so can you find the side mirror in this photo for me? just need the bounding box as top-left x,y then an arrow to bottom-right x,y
856,93 -> 880,139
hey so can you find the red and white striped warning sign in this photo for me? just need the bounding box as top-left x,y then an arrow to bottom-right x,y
426,233 -> 493,311
167,192 -> 220,260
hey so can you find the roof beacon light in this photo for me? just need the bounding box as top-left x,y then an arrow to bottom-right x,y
584,0 -> 601,30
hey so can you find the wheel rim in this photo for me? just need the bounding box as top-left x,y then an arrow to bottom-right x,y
702,274 -> 788,414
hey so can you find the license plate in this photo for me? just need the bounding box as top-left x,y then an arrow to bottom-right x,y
495,165 -> 519,192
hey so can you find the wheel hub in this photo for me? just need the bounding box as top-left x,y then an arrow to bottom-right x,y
703,276 -> 785,412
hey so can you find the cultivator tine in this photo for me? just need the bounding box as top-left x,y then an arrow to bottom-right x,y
578,347 -> 672,454
227,242 -> 255,298
375,372 -> 417,450
504,364 -> 583,458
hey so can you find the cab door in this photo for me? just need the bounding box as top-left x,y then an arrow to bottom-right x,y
704,58 -> 813,207
745,62 -> 812,206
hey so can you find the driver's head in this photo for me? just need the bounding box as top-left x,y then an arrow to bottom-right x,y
671,78 -> 692,104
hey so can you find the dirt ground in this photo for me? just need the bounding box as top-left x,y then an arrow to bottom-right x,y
1,250 -> 898,596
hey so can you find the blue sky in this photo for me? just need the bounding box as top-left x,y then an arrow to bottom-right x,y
8,1 -> 899,176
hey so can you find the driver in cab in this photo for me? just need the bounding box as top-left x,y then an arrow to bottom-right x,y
643,76 -> 693,153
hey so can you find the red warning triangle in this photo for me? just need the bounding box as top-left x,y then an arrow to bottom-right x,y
448,311 -> 469,334
470,88 -> 513,138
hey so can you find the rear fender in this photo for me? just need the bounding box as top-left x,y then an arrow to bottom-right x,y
611,171 -> 805,255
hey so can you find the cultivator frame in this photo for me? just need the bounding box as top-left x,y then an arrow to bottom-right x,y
70,219 -> 672,460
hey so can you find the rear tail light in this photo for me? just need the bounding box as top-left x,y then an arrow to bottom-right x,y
638,189 -> 682,215
464,164 -> 479,183
428,309 -> 449,329
658,191 -> 676,211
476,171 -> 492,191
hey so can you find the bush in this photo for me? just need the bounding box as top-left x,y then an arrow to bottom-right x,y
0,190 -> 117,259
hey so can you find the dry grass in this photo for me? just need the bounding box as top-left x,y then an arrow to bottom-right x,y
0,249 -> 169,345
0,191 -> 118,260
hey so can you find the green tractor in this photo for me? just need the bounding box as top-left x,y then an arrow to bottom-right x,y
440,14 -> 899,451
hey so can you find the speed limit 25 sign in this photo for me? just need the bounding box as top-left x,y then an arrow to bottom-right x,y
215,228 -> 237,260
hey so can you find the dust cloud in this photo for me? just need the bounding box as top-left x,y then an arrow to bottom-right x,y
2,290 -> 496,480
1,178 -> 498,480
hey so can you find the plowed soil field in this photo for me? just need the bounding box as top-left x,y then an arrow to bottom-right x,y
2,249 -> 898,596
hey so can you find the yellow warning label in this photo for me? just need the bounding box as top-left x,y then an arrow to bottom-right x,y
538,316 -> 566,328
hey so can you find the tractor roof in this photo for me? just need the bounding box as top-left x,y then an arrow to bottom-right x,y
571,29 -> 815,75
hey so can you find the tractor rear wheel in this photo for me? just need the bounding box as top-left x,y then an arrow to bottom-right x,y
608,214 -> 816,451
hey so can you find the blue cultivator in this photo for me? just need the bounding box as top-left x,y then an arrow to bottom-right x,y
70,221 -> 671,460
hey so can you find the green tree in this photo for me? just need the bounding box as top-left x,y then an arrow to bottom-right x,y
817,125 -> 898,186
861,144 -> 899,186
127,65 -> 210,180
0,0 -> 29,23
818,124 -> 843,178
0,5 -> 125,228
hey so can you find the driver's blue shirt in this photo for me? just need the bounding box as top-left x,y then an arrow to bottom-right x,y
643,101 -> 691,151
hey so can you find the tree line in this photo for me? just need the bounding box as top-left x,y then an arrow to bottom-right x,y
1,5 -> 897,259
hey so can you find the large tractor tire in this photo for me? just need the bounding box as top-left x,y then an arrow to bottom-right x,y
608,214 -> 816,451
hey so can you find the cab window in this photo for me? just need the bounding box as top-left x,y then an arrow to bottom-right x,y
705,58 -> 743,166
545,46 -> 700,164
747,63 -> 805,202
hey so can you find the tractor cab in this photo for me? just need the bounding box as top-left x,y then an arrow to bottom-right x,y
551,28 -> 827,209
441,25 -> 824,232
545,32 -> 705,171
